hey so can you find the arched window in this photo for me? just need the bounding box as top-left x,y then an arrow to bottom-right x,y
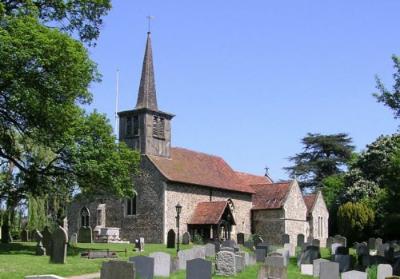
80,207 -> 90,227
126,196 -> 137,216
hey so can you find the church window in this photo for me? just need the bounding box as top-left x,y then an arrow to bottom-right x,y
126,196 -> 137,216
152,116 -> 165,139
126,117 -> 133,136
80,207 -> 90,227
133,115 -> 139,136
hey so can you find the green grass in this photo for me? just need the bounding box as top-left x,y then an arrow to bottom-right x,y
0,242 -> 326,279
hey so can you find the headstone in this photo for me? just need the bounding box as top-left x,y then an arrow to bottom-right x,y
222,239 -> 236,248
182,232 -> 191,245
369,237 -> 376,250
235,254 -> 244,272
313,258 -> 329,277
276,248 -> 290,266
331,243 -> 342,255
216,250 -> 236,276
69,233 -> 77,246
256,248 -> 266,262
256,242 -> 269,255
42,227 -> 52,252
266,255 -> 287,279
204,243 -> 215,257
244,240 -> 254,251
377,264 -> 393,279
301,264 -> 313,276
192,246 -> 206,259
282,234 -> 290,245
139,237 -> 145,252
385,247 -> 395,262
336,246 -> 349,255
20,229 -> 29,242
170,257 -> 179,274
356,242 -> 369,256
150,252 -> 170,277
129,255 -> 154,279
167,229 -> 175,249
100,260 -> 136,279
35,231 -> 46,256
341,270 -> 367,279
284,243 -> 296,257
77,226 -> 92,243
378,243 -> 389,257
187,258 -> 212,279
247,253 -> 256,266
376,238 -> 383,249
297,246 -> 321,266
319,261 -> 339,279
50,226 -> 68,264
333,254 -> 351,272
177,249 -> 194,270
297,234 -> 305,247
237,233 -> 245,245
312,239 -> 320,247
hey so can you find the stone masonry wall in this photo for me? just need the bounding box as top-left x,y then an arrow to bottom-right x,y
309,192 -> 329,247
251,209 -> 285,245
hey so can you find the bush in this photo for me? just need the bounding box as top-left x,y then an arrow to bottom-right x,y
337,202 -> 374,243
192,233 -> 203,245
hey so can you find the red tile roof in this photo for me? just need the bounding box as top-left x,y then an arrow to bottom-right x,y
148,147 -> 255,194
303,194 -> 317,214
251,182 -> 292,210
188,201 -> 229,225
236,171 -> 273,185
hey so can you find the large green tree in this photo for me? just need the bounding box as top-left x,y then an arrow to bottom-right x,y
285,133 -> 355,190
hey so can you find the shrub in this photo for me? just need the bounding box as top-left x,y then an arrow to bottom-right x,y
192,233 -> 203,245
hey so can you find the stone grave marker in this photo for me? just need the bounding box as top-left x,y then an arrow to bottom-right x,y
276,248 -> 289,266
313,258 -> 329,277
50,226 -> 68,264
204,243 -> 215,257
319,261 -> 339,279
222,239 -> 236,248
282,233 -> 290,245
335,235 -> 347,247
333,254 -> 351,272
312,238 -> 320,247
129,255 -> 154,279
187,258 -> 212,279
244,240 -> 254,251
20,229 -> 29,242
100,260 -> 135,279
266,255 -> 287,279
77,226 -> 92,243
341,270 -> 367,279
301,264 -> 313,276
297,246 -> 321,266
376,238 -> 383,249
235,254 -> 244,272
369,237 -> 376,250
150,252 -> 170,277
297,234 -> 305,247
284,243 -> 296,257
177,249 -> 195,270
257,242 -> 269,255
182,232 -> 191,245
237,233 -> 245,245
256,248 -> 266,262
331,243 -> 342,255
42,226 -> 52,252
167,229 -> 176,249
377,264 -> 393,279
69,233 -> 77,246
35,230 -> 46,256
336,246 -> 349,255
378,243 -> 389,257
216,250 -> 236,276
247,253 -> 256,266
170,256 -> 179,274
192,246 -> 206,259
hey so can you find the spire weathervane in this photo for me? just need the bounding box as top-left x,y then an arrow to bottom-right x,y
147,15 -> 155,33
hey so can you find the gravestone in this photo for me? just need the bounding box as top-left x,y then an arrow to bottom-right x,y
377,264 -> 393,279
376,238 -> 383,249
284,243 -> 296,257
247,253 -> 256,266
266,255 -> 287,279
336,236 -> 347,247
276,248 -> 290,266
257,242 -> 269,255
331,243 -> 342,255
42,227 -> 52,252
356,242 -> 369,256
167,229 -> 176,249
312,239 -> 320,247
77,226 -> 92,243
301,264 -> 313,275
150,252 -> 170,277
313,258 -> 329,277
282,234 -> 290,245
170,257 -> 179,274
204,243 -> 215,257
139,237 -> 145,251
192,246 -> 206,259
69,233 -> 77,246
177,249 -> 195,270
369,237 -> 376,250
100,260 -> 136,279
341,270 -> 367,279
20,229 -> 29,242
216,250 -> 236,276
50,226 -> 68,264
129,255 -> 154,279
222,239 -> 236,248
333,254 -> 351,272
187,258 -> 212,279
237,233 -> 245,245
297,234 -> 305,247
256,248 -> 266,262
35,231 -> 46,256
297,246 -> 320,266
244,240 -> 254,251
235,254 -> 244,272
378,243 -> 389,257
319,261 -> 339,279
182,232 -> 191,245
336,246 -> 349,255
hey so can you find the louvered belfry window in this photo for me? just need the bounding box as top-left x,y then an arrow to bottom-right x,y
152,115 -> 165,139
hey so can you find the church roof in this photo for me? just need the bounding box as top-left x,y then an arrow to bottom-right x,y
147,147 -> 255,194
136,32 -> 158,110
236,171 -> 273,185
251,181 -> 292,210
188,201 -> 231,225
303,193 -> 317,214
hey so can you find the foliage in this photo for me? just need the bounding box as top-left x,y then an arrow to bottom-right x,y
0,0 -> 112,44
27,195 -> 47,231
191,232 -> 204,245
321,174 -> 345,210
337,202 -> 375,243
285,133 -> 355,190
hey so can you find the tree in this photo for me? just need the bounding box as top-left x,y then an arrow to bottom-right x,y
285,133 -> 355,190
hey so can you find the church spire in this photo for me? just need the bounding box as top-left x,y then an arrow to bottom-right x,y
136,32 -> 158,110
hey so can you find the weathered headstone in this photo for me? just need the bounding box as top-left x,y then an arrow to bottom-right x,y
150,252 -> 170,277
50,226 -> 68,264
129,255 -> 154,279
276,248 -> 290,266
192,246 -> 206,259
312,238 -> 320,247
167,229 -> 176,249
297,234 -> 305,247
69,233 -> 77,246
313,258 -> 329,277
187,258 -> 212,279
77,226 -> 92,243
256,242 -> 269,255
266,255 -> 287,279
369,237 -> 376,250
216,250 -> 236,276
204,243 -> 215,257
331,243 -> 342,255
341,270 -> 367,279
376,238 -> 383,249
182,232 -> 191,245
319,261 -> 339,279
139,237 -> 145,251
20,229 -> 29,242
237,233 -> 245,245
301,264 -> 313,275
297,246 -> 321,266
235,254 -> 244,272
177,249 -> 195,270
42,227 -> 52,252
100,260 -> 135,279
333,254 -> 351,272
256,248 -> 266,262
284,243 -> 296,257
377,264 -> 393,279
282,234 -> 290,245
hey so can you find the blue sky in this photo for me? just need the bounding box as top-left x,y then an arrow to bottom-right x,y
87,0 -> 399,181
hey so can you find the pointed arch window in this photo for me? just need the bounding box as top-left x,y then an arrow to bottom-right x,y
80,207 -> 90,227
126,196 -> 137,216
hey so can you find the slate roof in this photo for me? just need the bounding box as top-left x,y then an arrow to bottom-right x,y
148,147 -> 255,194
236,171 -> 273,185
303,194 -> 317,214
251,182 -> 292,210
188,201 -> 230,225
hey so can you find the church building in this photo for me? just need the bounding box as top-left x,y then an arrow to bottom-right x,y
67,32 -> 329,246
